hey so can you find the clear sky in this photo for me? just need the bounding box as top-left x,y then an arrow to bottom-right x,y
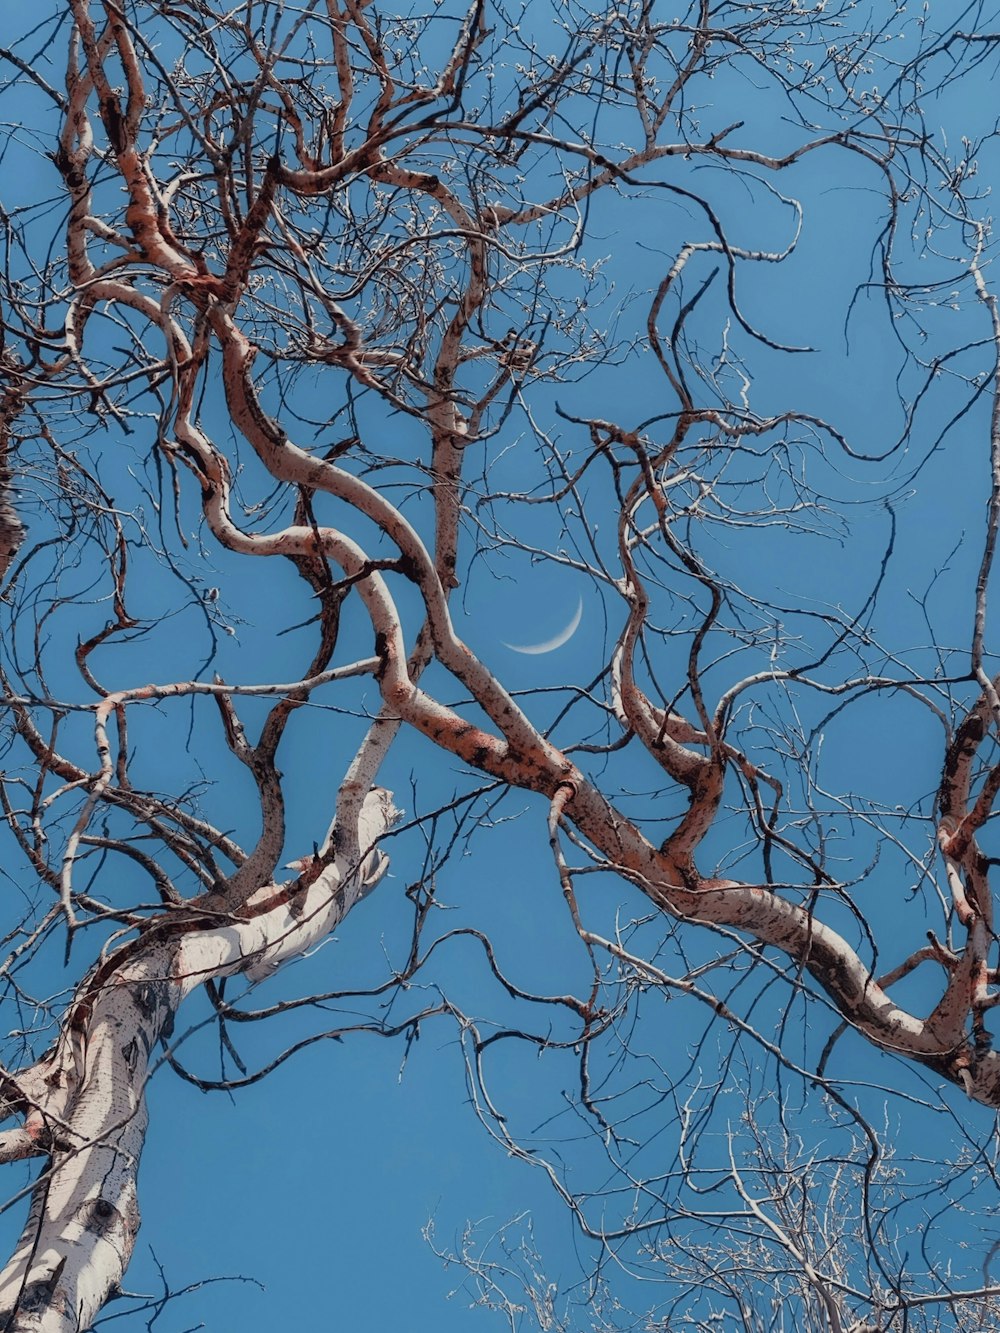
2,2 -> 1000,1330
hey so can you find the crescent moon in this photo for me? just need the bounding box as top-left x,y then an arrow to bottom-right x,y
502,594 -> 583,655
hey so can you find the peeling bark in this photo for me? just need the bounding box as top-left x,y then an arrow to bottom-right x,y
0,791 -> 397,1332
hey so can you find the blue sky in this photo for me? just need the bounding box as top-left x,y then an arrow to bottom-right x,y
3,2 -> 1000,1329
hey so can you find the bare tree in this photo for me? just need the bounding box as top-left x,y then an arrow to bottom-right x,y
3,0 -> 1000,1328
429,1109 -> 1000,1333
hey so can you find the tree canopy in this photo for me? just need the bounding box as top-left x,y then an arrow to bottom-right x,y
3,1 -> 1000,1329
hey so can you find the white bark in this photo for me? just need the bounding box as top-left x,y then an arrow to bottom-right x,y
0,789 -> 397,1332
